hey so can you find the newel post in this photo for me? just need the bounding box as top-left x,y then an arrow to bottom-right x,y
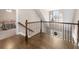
25,20 -> 28,42
77,21 -> 79,48
40,20 -> 42,34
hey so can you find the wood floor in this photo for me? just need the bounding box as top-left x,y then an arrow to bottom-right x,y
0,33 -> 75,49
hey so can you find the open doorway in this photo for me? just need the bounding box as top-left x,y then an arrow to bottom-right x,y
0,9 -> 16,40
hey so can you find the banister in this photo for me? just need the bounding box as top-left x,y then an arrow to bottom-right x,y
42,21 -> 78,25
18,22 -> 34,32
26,20 -> 78,25
27,21 -> 40,24
24,20 -> 79,48
27,20 -> 78,25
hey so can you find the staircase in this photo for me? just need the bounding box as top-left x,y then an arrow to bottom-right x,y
23,20 -> 79,49
28,32 -> 74,49
0,20 -> 78,49
0,32 -> 74,49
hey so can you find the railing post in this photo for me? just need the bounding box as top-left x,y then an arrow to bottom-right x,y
25,20 -> 28,42
77,21 -> 79,48
40,20 -> 42,34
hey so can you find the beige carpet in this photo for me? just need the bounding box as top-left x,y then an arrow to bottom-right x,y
0,29 -> 16,40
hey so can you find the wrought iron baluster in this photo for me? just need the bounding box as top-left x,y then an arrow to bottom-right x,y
63,24 -> 64,40
68,24 -> 69,41
70,24 -> 72,42
28,24 -> 30,36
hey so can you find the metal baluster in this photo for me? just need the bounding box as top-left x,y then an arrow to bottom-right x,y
69,24 -> 71,42
65,24 -> 66,40
35,23 -> 38,32
34,23 -> 35,34
53,22 -> 55,39
68,24 -> 69,41
69,24 -> 72,42
71,24 -> 73,43
31,23 -> 33,36
42,22 -> 43,33
52,22 -> 54,36
39,22 -> 41,33
63,24 -> 64,40
58,17 -> 59,39
28,24 -> 30,37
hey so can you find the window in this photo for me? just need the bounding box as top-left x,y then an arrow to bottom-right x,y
49,10 -> 63,22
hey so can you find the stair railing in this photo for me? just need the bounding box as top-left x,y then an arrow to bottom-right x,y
25,20 -> 79,48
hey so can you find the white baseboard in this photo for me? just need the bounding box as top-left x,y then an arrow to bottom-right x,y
17,32 -> 25,36
17,32 -> 32,38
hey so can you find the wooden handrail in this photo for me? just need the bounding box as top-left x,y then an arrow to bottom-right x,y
42,21 -> 78,25
27,21 -> 40,24
18,22 -> 34,32
27,20 -> 78,25
28,19 -> 78,27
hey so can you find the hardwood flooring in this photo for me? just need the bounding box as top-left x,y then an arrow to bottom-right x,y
0,33 -> 74,49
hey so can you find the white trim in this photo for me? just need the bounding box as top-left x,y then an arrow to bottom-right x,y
16,9 -> 19,35
18,32 -> 25,36
17,32 -> 32,38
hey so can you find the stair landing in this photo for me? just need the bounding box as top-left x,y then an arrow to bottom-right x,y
28,33 -> 74,49
0,33 -> 74,49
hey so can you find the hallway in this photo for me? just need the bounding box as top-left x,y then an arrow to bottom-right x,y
0,33 -> 74,49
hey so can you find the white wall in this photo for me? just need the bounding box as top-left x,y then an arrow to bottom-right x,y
35,9 -> 50,33
72,9 -> 79,45
74,9 -> 79,22
0,9 -> 16,39
0,9 -> 16,22
18,9 -> 42,37
17,9 -> 79,44
39,9 -> 50,21
63,9 -> 74,22
18,9 -> 41,25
